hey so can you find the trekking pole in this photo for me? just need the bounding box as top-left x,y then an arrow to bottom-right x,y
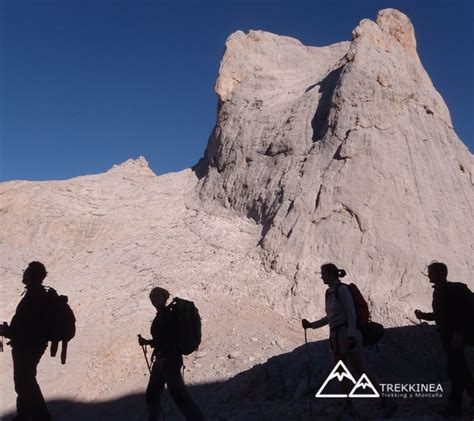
138,334 -> 152,374
304,328 -> 313,420
137,336 -> 165,421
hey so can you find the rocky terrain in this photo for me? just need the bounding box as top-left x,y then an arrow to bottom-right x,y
1,8 -> 473,421
196,9 -> 473,324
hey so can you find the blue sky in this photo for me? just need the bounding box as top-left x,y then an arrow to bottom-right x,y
1,0 -> 472,181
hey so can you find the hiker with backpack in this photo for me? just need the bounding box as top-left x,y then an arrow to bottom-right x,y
138,286 -> 204,421
414,261 -> 474,417
302,263 -> 397,418
0,262 -> 56,421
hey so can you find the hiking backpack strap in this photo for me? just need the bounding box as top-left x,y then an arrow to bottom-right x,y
334,282 -> 343,298
334,283 -> 351,307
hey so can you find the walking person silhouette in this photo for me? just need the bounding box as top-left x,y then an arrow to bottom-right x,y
302,263 -> 397,418
0,262 -> 52,421
138,287 -> 204,421
415,262 -> 474,417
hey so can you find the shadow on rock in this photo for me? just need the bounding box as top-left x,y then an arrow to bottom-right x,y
2,324 -> 473,420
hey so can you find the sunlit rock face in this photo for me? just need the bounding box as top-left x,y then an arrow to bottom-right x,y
197,8 -> 473,322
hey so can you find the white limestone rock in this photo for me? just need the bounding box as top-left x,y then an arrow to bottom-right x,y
197,8 -> 474,323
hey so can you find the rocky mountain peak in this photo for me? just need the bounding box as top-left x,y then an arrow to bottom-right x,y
198,8 -> 473,321
214,29 -> 349,103
376,8 -> 417,53
352,9 -> 417,55
107,156 -> 156,177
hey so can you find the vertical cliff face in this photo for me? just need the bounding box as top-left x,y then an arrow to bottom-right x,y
197,9 -> 473,320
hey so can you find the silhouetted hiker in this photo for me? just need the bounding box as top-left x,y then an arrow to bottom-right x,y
0,262 -> 52,421
138,287 -> 204,421
302,263 -> 397,418
415,262 -> 474,417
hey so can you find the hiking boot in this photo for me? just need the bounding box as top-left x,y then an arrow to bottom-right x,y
380,399 -> 398,418
438,404 -> 462,418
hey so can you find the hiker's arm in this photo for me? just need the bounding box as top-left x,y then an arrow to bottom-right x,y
310,316 -> 329,329
339,286 -> 357,337
138,336 -> 154,347
414,310 -> 435,321
423,312 -> 435,321
302,317 -> 328,329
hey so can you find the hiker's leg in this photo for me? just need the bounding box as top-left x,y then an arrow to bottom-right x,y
449,345 -> 474,404
330,331 -> 353,397
146,358 -> 166,421
330,352 -> 353,398
459,343 -> 474,399
444,344 -> 465,408
165,356 -> 204,421
465,354 -> 474,399
30,347 -> 50,421
347,351 -> 397,417
347,351 -> 383,394
332,353 -> 354,413
12,347 -> 29,419
12,346 -> 50,420
436,333 -> 462,416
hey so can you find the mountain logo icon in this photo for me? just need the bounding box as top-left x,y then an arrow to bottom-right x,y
315,360 -> 379,398
349,374 -> 380,398
315,360 -> 357,398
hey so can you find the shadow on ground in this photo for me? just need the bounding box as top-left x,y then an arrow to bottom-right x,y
2,324 -> 474,420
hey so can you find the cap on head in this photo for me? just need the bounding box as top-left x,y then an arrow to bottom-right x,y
25,261 -> 48,284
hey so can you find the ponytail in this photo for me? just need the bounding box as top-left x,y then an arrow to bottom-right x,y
321,263 -> 346,279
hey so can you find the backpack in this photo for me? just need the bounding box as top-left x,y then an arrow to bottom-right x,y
168,297 -> 201,355
44,287 -> 76,364
336,283 -> 384,347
